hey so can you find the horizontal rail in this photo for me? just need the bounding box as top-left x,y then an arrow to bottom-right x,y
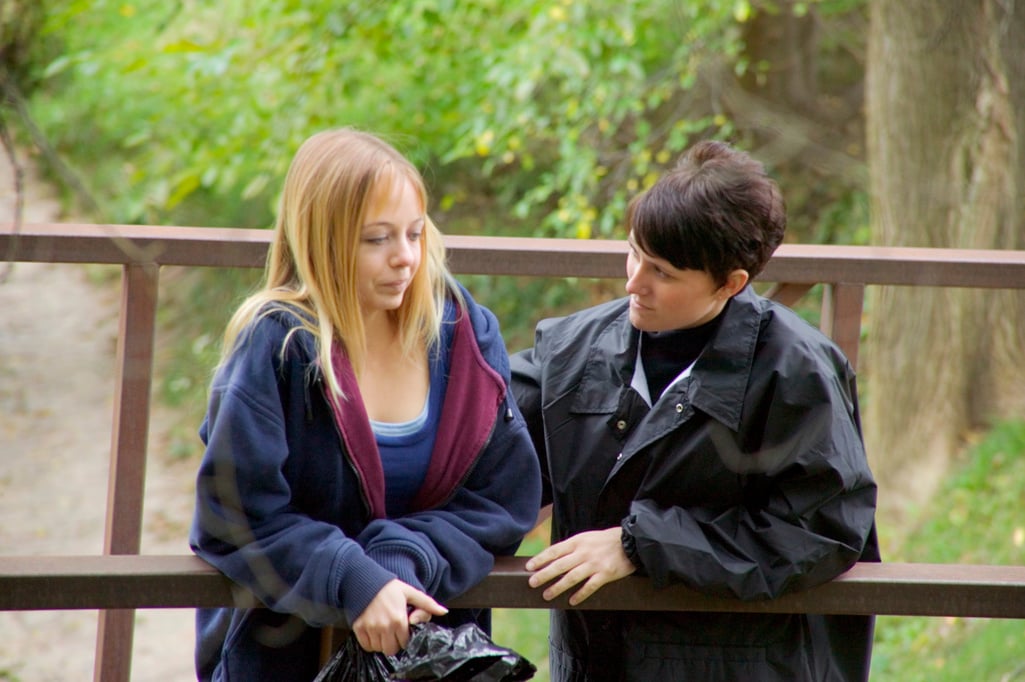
3,555 -> 1025,620
7,223 -> 1025,682
5,222 -> 1025,287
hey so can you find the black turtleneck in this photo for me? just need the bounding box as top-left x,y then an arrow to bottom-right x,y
640,303 -> 727,400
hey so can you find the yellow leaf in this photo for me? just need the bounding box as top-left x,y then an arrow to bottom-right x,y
733,1 -> 751,23
475,130 -> 494,157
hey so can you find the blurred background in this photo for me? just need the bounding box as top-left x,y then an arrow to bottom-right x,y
1,1 -> 1023,680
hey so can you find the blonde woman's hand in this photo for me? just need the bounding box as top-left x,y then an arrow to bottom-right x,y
352,579 -> 448,655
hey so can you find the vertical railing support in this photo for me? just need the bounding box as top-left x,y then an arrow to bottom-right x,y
94,263 -> 159,682
821,283 -> 865,370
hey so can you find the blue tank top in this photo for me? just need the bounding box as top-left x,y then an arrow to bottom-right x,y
369,346 -> 449,516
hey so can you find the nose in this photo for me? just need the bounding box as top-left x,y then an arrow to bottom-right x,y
390,237 -> 416,268
625,264 -> 646,296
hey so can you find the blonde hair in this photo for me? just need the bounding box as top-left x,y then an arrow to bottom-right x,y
220,128 -> 454,400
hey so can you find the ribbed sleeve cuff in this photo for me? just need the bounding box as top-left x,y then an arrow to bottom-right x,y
336,548 -> 400,624
366,548 -> 425,593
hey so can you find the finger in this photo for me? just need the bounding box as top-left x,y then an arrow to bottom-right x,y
537,558 -> 598,601
524,551 -> 549,572
391,626 -> 410,654
568,573 -> 610,606
404,587 -> 448,616
352,622 -> 394,651
528,553 -> 581,588
541,567 -> 588,601
525,540 -> 573,571
366,622 -> 407,656
407,607 -> 434,625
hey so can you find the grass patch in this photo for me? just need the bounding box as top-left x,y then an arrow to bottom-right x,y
870,419 -> 1025,681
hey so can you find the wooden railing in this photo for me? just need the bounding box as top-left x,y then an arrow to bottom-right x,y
3,222 -> 1025,682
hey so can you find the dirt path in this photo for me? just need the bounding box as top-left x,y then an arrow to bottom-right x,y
0,156 -> 197,681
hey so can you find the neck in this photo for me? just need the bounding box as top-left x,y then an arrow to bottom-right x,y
363,309 -> 400,346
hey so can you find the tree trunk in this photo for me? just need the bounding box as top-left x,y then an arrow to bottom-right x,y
864,1 -> 1025,524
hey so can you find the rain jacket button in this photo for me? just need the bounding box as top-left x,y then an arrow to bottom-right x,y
675,403 -> 684,413
616,419 -> 627,431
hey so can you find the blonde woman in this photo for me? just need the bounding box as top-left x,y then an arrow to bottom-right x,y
190,129 -> 541,681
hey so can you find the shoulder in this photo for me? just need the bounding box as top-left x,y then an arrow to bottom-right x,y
217,304 -> 318,385
757,298 -> 852,374
723,288 -> 848,368
534,297 -> 630,351
444,281 -> 510,378
448,281 -> 500,340
739,295 -> 857,412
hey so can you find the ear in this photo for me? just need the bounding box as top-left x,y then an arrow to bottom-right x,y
720,269 -> 749,299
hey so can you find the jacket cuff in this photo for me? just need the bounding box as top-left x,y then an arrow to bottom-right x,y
336,549 -> 400,624
621,516 -> 645,573
366,546 -> 427,593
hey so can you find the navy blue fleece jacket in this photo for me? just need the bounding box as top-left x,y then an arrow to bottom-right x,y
189,284 -> 541,681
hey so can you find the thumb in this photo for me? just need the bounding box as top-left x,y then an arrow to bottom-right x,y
403,586 -> 448,617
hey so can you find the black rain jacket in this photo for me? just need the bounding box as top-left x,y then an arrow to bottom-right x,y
511,286 -> 880,681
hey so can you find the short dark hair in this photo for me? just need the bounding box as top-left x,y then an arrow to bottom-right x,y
627,140 -> 786,286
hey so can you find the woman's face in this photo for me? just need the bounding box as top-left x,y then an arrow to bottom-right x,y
356,177 -> 425,319
624,232 -> 735,332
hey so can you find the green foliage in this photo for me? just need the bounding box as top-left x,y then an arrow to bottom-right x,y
156,266 -> 263,459
493,606 -> 550,681
0,0 -> 53,95
29,0 -> 759,432
871,419 -> 1025,681
32,0 -> 747,232
892,420 -> 1025,565
0,665 -> 23,682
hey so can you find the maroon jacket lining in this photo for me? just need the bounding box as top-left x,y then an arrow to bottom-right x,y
326,311 -> 504,519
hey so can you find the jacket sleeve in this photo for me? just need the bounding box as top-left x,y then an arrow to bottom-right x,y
189,321 -> 399,627
624,355 -> 879,601
509,346 -> 554,508
356,395 -> 542,601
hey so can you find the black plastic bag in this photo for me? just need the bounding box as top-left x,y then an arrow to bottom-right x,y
315,623 -> 535,682
314,632 -> 396,682
391,622 -> 536,681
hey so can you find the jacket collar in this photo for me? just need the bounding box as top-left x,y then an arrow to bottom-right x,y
572,287 -> 763,432
325,293 -> 506,519
687,286 -> 761,432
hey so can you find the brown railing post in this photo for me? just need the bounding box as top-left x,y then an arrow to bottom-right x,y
821,283 -> 866,370
94,263 -> 159,682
